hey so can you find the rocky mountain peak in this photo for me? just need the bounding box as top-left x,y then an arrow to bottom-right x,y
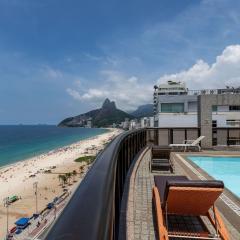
102,98 -> 116,110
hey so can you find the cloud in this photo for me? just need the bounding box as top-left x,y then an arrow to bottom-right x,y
84,53 -> 103,62
43,66 -> 63,79
66,70 -> 153,110
67,45 -> 240,110
157,45 -> 240,89
66,88 -> 82,101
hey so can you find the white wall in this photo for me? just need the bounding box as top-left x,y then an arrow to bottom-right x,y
156,113 -> 198,127
213,112 -> 240,127
149,117 -> 154,127
140,118 -> 146,128
156,112 -> 240,128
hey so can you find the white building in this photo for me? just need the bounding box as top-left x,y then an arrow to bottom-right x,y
86,118 -> 92,128
122,118 -> 130,130
129,119 -> 140,130
149,117 -> 154,128
138,117 -> 154,128
154,81 -> 240,128
140,117 -> 148,128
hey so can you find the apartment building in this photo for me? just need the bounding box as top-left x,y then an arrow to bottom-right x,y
154,81 -> 240,128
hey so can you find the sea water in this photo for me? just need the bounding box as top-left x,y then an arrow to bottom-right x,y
0,125 -> 108,167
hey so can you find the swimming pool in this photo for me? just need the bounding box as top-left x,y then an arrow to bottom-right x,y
187,156 -> 240,198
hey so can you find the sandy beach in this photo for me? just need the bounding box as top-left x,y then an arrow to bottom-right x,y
0,128 -> 122,238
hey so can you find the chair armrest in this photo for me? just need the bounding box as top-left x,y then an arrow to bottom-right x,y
207,206 -> 230,240
152,187 -> 169,240
183,139 -> 194,144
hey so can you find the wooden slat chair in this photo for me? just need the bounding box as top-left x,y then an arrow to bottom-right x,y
152,176 -> 229,240
150,146 -> 173,173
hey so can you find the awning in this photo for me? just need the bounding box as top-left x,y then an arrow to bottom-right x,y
15,217 -> 29,226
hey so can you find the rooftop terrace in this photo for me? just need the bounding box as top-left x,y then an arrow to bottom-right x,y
119,148 -> 240,239
43,128 -> 240,240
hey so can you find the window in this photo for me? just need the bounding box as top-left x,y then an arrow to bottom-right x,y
212,120 -> 217,145
212,120 -> 217,128
226,120 -> 240,127
188,102 -> 197,112
212,105 -> 217,112
229,106 -> 240,111
161,103 -> 184,113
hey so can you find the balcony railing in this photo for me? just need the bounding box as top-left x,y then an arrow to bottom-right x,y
147,127 -> 240,146
146,127 -> 200,145
45,129 -> 147,240
44,127 -> 240,240
156,88 -> 240,96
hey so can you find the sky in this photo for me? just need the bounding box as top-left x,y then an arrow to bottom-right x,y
1,0 -> 240,124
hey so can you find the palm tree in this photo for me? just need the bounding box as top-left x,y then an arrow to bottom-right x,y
79,166 -> 85,174
58,174 -> 64,187
62,175 -> 67,186
72,170 -> 77,182
65,172 -> 72,185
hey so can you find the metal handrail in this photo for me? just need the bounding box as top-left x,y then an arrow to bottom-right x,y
43,127 -> 240,239
44,129 -> 146,240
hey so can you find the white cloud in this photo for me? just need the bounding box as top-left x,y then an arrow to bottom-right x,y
157,45 -> 240,89
81,89 -> 110,100
67,45 -> 240,110
43,66 -> 63,79
66,70 -> 153,110
66,88 -> 82,100
84,53 -> 103,61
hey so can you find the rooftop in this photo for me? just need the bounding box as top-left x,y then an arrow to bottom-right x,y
155,81 -> 240,96
119,148 -> 240,239
43,128 -> 240,240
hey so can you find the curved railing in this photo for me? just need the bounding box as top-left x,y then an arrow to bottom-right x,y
45,129 -> 147,240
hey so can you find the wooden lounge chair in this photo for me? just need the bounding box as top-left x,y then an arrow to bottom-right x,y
169,136 -> 205,152
152,176 -> 229,240
150,146 -> 173,173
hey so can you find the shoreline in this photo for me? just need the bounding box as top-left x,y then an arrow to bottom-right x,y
0,127 -> 110,170
0,128 -> 122,239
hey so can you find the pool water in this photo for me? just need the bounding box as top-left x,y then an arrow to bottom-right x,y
187,156 -> 240,198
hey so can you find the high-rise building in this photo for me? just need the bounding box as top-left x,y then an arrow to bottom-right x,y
154,81 -> 240,128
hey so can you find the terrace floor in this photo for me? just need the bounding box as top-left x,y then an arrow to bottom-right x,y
120,147 -> 240,240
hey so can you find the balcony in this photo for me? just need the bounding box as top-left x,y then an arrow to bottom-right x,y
43,128 -> 240,240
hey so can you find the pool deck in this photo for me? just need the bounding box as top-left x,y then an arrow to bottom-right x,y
177,151 -> 240,233
120,147 -> 240,240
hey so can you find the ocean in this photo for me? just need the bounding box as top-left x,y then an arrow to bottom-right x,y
0,125 -> 108,167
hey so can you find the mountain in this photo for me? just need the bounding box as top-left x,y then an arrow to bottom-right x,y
130,104 -> 154,118
58,98 -> 133,127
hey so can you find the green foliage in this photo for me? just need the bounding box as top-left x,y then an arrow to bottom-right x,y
58,174 -> 67,186
74,155 -> 95,164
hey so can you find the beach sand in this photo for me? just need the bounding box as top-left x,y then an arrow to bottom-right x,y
0,128 -> 122,238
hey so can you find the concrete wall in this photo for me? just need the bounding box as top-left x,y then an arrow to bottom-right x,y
198,94 -> 240,148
